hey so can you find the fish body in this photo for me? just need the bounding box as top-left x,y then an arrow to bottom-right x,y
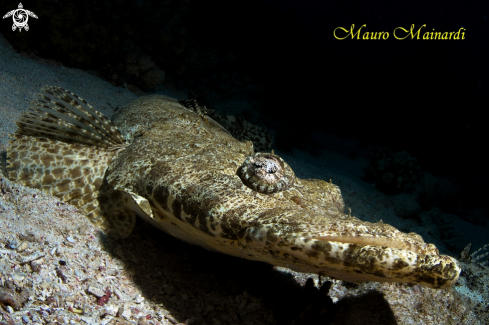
7,86 -> 461,288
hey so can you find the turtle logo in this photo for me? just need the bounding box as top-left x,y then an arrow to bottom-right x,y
3,3 -> 38,32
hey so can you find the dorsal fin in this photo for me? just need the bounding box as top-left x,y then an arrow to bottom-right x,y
15,86 -> 126,149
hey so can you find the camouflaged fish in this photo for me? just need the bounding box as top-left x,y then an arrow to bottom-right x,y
7,86 -> 461,288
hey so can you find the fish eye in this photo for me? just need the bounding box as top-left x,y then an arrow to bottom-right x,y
237,152 -> 295,194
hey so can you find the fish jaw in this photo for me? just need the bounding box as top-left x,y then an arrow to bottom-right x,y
238,225 -> 461,289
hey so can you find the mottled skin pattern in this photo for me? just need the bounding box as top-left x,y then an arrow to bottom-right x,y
7,87 -> 461,289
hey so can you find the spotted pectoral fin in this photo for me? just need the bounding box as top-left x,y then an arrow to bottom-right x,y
116,187 -> 169,229
124,189 -> 154,219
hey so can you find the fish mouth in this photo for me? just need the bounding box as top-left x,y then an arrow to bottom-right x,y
239,225 -> 461,289
292,236 -> 460,288
307,235 -> 438,255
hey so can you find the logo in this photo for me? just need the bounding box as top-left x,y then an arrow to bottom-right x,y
3,3 -> 38,32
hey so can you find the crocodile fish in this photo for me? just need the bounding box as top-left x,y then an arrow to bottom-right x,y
7,86 -> 461,288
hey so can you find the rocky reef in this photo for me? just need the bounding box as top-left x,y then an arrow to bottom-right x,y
1,0 -> 260,97
364,146 -> 423,194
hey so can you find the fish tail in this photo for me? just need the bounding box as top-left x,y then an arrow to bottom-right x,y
6,86 -> 135,237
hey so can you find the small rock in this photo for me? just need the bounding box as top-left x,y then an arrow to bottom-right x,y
138,316 -> 149,325
121,306 -> 132,320
101,315 -> 114,325
88,286 -> 106,298
104,304 -> 119,317
66,237 -> 76,246
11,273 -> 25,283
31,313 -> 41,322
17,242 -> 29,252
114,288 -> 127,301
7,240 -> 18,250
21,251 -> 45,263
31,258 -> 44,272
80,316 -> 96,324
134,294 -> 144,304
